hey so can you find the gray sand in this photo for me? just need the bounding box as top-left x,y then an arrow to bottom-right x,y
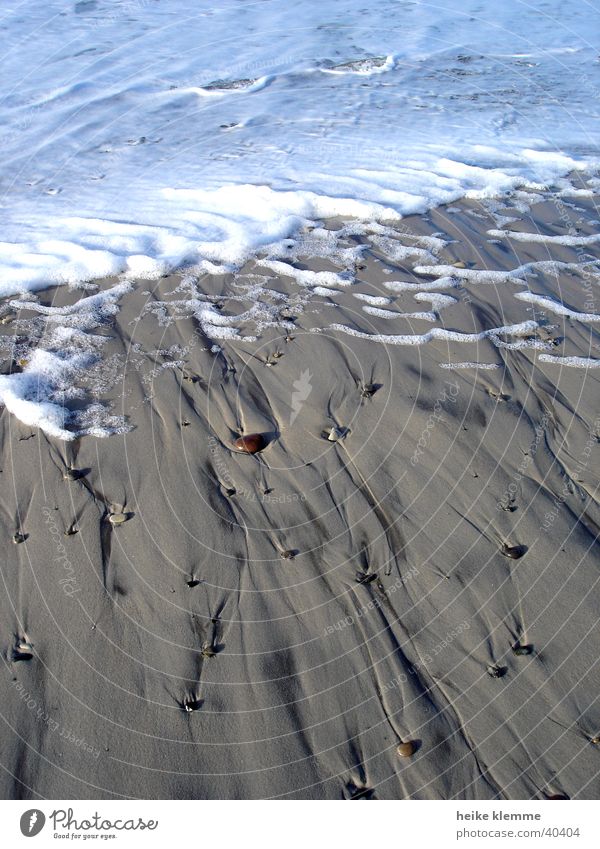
1,185 -> 599,799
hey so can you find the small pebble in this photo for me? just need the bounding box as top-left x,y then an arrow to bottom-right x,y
323,426 -> 347,442
63,468 -> 80,481
108,512 -> 129,525
487,664 -> 507,678
13,641 -> 33,660
512,643 -> 533,656
280,549 -> 296,560
232,433 -> 267,454
13,532 -> 26,544
355,571 -> 377,584
501,543 -> 527,559
396,741 -> 417,758
590,735 -> 600,745
201,644 -> 216,658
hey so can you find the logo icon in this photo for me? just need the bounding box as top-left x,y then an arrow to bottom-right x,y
20,810 -> 45,837
290,369 -> 312,424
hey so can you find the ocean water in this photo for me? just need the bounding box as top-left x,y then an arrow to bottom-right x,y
1,0 -> 599,292
1,0 -> 600,437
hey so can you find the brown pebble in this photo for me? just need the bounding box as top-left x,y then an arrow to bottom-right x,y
396,741 -> 416,758
590,736 -> 600,745
232,433 -> 266,454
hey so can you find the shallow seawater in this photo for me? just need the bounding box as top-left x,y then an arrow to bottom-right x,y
1,184 -> 599,439
1,2 -> 600,437
1,0 -> 600,290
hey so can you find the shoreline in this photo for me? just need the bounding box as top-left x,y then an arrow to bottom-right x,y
0,182 -> 599,799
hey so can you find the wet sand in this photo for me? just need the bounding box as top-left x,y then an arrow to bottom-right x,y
1,180 -> 599,799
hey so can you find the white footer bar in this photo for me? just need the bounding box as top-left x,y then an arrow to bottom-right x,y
2,800 -> 598,847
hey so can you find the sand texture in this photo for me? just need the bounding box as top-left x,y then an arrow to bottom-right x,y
1,185 -> 599,800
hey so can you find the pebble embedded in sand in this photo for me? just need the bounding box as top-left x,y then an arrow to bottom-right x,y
63,468 -> 80,481
355,571 -> 377,584
501,543 -> 527,559
590,735 -> 600,745
108,512 -> 129,525
360,383 -> 378,398
12,532 -> 26,544
232,433 -> 267,454
487,664 -> 507,678
13,641 -> 33,660
512,643 -> 533,656
396,741 -> 417,758
322,426 -> 348,442
201,644 -> 216,658
280,549 -> 296,560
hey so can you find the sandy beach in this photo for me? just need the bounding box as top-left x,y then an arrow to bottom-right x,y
1,176 -> 599,800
